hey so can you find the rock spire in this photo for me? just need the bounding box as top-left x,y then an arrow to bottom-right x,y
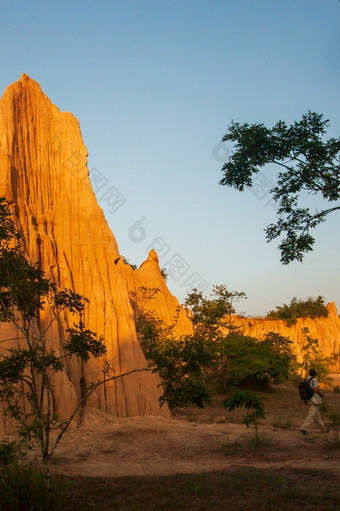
0,75 -> 191,431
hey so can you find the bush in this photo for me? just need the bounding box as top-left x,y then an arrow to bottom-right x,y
139,330 -> 216,409
266,296 -> 328,326
221,388 -> 266,447
224,332 -> 294,385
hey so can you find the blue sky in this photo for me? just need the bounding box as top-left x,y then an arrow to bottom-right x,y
1,0 -> 339,316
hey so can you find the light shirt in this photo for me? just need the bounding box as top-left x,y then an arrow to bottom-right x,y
309,377 -> 322,405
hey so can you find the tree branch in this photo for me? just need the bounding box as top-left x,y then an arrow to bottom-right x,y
41,304 -> 68,336
0,337 -> 26,344
272,159 -> 297,173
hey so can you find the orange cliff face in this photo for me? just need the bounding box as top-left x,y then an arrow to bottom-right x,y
117,249 -> 193,337
0,74 -> 192,431
227,303 -> 340,371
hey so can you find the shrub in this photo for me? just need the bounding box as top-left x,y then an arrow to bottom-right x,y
224,332 -> 294,385
221,388 -> 266,447
266,296 -> 328,326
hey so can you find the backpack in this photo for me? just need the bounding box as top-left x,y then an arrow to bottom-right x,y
298,377 -> 314,401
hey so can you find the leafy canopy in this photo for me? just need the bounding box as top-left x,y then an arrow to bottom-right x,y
219,111 -> 340,263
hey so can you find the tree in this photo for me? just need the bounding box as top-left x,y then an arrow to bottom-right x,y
184,285 -> 247,388
298,327 -> 332,384
219,111 -> 340,263
221,388 -> 266,447
130,285 -> 246,409
130,287 -> 213,409
224,332 -> 294,386
0,197 -> 146,472
184,285 -> 246,332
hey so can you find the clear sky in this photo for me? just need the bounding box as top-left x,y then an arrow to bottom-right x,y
1,0 -> 339,316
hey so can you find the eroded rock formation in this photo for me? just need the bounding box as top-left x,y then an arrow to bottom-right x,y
227,302 -> 340,370
117,249 -> 193,336
0,74 -> 192,431
1,75 -> 339,435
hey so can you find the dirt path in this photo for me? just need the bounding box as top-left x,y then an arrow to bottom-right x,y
50,407 -> 340,478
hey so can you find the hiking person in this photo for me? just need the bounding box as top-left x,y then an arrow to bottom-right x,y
299,369 -> 329,435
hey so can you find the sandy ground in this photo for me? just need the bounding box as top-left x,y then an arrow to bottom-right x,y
49,404 -> 340,478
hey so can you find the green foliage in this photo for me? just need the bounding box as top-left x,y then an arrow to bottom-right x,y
183,285 -> 247,379
139,331 -> 215,409
224,331 -> 294,385
221,388 -> 266,446
266,296 -> 328,326
65,321 -> 106,361
131,285 -> 246,409
219,111 -> 340,263
131,288 -> 216,409
298,327 -> 332,384
184,285 -> 246,329
0,434 -> 64,509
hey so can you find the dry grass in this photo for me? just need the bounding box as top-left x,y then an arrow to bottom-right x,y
49,468 -> 340,511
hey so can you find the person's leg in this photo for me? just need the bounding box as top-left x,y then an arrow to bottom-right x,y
300,403 -> 318,431
314,407 -> 328,431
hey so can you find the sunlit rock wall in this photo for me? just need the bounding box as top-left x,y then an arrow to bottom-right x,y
0,74 -> 175,433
